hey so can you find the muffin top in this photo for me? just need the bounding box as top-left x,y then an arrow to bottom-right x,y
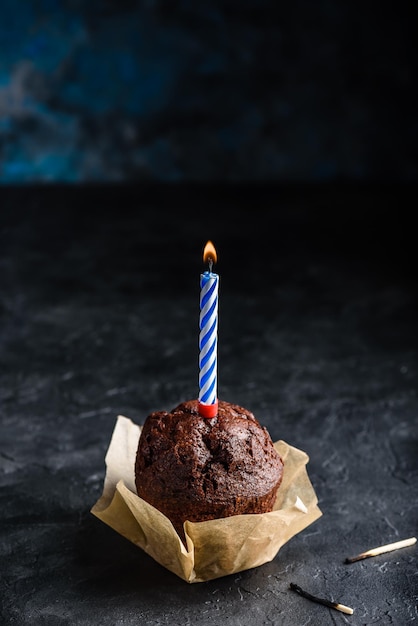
135,399 -> 284,505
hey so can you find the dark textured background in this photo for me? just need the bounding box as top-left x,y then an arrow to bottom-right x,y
1,1 -> 417,182
1,184 -> 417,624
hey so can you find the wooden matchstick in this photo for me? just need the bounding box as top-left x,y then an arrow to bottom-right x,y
345,537 -> 417,564
290,583 -> 354,615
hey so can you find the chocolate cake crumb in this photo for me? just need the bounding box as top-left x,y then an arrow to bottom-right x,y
135,400 -> 284,541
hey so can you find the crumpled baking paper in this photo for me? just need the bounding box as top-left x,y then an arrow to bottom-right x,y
91,415 -> 322,583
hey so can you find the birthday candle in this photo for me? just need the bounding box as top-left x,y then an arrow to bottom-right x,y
198,241 -> 219,418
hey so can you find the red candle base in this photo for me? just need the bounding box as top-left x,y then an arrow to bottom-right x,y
198,400 -> 218,418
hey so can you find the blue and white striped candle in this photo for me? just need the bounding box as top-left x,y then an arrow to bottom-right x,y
198,241 -> 219,418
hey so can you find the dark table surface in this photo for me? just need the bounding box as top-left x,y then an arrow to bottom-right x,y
1,183 -> 417,625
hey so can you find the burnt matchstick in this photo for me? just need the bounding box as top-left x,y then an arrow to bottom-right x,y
290,582 -> 354,615
345,536 -> 417,564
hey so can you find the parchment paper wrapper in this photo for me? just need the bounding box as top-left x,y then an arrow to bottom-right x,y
91,415 -> 322,583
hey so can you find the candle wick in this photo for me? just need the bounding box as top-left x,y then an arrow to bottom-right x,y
208,258 -> 213,273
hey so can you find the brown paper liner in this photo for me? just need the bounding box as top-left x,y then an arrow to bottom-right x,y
91,415 -> 322,583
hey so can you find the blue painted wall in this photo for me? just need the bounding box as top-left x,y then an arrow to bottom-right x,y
0,1 -> 416,182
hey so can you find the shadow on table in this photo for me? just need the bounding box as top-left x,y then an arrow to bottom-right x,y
72,511 -> 258,600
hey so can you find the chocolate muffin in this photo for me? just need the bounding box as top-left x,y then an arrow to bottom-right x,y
135,399 -> 284,541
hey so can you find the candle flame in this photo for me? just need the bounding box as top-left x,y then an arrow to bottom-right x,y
203,241 -> 217,266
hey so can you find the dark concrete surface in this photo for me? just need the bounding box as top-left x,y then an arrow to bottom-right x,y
1,183 -> 417,625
